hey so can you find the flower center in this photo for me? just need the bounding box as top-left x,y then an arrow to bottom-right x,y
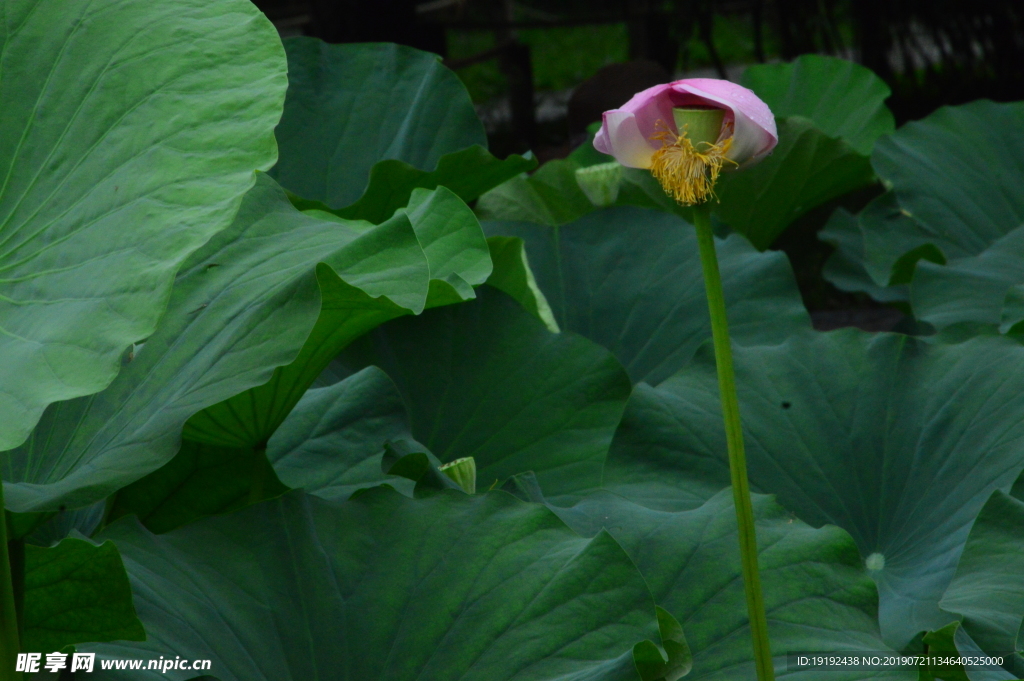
649,107 -> 734,206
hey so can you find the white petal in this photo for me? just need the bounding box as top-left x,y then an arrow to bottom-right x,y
594,110 -> 656,169
726,111 -> 777,168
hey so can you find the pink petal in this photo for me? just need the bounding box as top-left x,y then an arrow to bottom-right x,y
594,110 -> 657,169
613,83 -> 678,144
670,79 -> 778,167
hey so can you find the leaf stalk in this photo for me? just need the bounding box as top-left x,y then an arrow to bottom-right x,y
0,476 -> 23,681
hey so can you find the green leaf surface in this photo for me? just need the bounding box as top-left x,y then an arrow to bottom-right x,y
1,175 -> 438,512
291,146 -> 536,225
911,226 -> 1024,332
1012,470 -> 1024,503
820,190 -> 944,303
633,607 -> 692,681
916,622 -> 1017,681
616,168 -> 693,217
604,329 -> 1024,648
88,488 -> 661,681
921,623 -> 974,681
23,537 -> 143,653
379,439 -> 464,496
819,206 -> 909,303
139,365 -> 474,526
403,187 -> 493,300
741,54 -> 895,155
484,236 -> 560,333
271,38 -> 486,209
267,366 -> 414,500
106,440 -> 290,535
6,510 -> 52,542
475,156 -> 687,228
475,159 -> 597,226
18,504 -> 103,547
822,101 -> 1024,326
0,0 -> 287,450
939,491 -> 1024,670
873,101 -> 1024,255
858,101 -> 1024,287
863,192 -> 948,286
485,207 -> 811,384
343,286 -> 632,501
182,185 -> 489,451
553,489 -> 911,680
714,116 -> 875,250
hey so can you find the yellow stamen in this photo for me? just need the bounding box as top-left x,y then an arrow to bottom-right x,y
650,123 -> 735,206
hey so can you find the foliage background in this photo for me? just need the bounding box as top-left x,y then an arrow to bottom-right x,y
3,0 -> 1024,680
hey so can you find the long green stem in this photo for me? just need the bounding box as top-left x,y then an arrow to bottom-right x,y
692,203 -> 775,681
0,478 -> 22,681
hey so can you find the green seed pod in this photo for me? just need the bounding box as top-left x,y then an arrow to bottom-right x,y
439,457 -> 476,495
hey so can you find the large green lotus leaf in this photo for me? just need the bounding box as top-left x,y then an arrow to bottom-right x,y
106,368 -> 442,532
859,192 -> 947,286
321,234 -> 562,376
291,145 -> 536,225
741,54 -> 895,155
267,366 -> 413,500
826,103 -> 1024,310
181,185 -> 490,450
1,175 -> 440,512
939,491 -> 1024,675
819,206 -> 909,303
484,206 -> 810,384
860,101 -> 1024,286
21,537 -> 144,654
873,101 -> 1024,251
548,489 -> 910,680
343,286 -> 632,501
605,329 -> 1024,648
87,488 -> 664,681
0,0 -> 287,450
484,236 -> 560,333
271,38 -> 485,209
714,116 -> 876,250
911,225 -> 1024,332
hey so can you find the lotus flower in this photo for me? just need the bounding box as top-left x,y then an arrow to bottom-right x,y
593,79 -> 777,205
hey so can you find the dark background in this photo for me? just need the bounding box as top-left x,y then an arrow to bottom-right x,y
255,0 -> 1023,157
253,0 -> 1023,328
